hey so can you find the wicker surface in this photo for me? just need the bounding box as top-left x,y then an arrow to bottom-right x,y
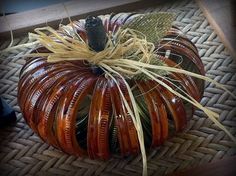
0,0 -> 236,175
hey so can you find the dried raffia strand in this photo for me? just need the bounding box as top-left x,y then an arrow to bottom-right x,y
100,64 -> 147,176
149,72 -> 222,121
2,11 -> 14,48
62,2 -> 85,42
113,59 -> 236,99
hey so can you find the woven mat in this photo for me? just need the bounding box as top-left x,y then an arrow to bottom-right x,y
1,0 -> 236,175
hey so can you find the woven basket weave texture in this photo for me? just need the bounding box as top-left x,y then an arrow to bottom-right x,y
0,0 -> 236,175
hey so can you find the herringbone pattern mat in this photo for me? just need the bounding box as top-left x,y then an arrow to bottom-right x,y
0,0 -> 236,175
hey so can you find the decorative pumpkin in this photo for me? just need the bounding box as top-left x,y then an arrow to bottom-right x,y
18,13 -> 206,161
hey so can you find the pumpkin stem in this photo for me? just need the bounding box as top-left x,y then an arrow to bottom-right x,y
85,16 -> 107,75
85,16 -> 107,52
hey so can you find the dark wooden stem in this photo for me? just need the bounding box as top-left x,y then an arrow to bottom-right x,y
85,16 -> 107,52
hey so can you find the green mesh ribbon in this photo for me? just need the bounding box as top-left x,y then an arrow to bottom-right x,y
123,12 -> 175,43
121,12 -> 175,80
